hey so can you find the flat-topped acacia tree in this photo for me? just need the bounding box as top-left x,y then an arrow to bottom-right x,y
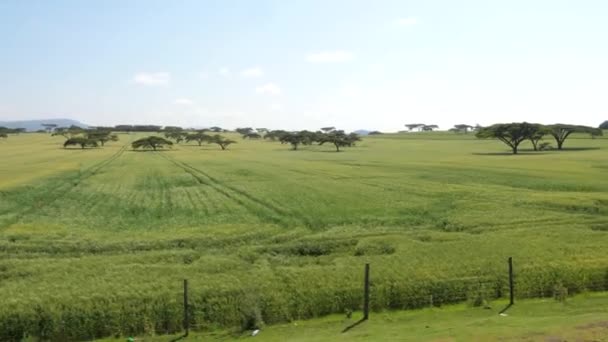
185,132 -> 210,146
318,130 -> 361,152
87,131 -> 118,146
131,136 -> 173,151
208,134 -> 236,150
475,122 -> 537,154
547,124 -> 603,150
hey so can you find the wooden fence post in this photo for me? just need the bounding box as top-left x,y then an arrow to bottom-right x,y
183,279 -> 189,336
363,263 -> 370,320
508,257 -> 514,305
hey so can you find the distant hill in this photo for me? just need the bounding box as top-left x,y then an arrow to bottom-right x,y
353,129 -> 370,136
0,118 -> 88,131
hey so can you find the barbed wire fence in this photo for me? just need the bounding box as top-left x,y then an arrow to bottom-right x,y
175,256 -> 608,337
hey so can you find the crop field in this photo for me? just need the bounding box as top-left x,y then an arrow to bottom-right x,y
1,132 -> 608,340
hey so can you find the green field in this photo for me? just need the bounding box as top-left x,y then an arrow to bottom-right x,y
1,132 -> 608,340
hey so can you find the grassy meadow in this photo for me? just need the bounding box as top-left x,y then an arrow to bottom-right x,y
1,131 -> 607,340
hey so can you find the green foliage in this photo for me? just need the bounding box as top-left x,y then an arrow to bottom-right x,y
600,121 -> 608,129
453,124 -> 474,134
318,130 -> 361,152
63,137 -> 99,149
185,132 -> 209,146
476,122 -> 539,154
87,130 -> 119,146
547,124 -> 603,150
208,134 -> 236,150
131,136 -> 173,151
164,131 -> 186,143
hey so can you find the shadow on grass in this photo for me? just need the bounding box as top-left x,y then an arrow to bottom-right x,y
342,318 -> 367,333
127,149 -> 176,152
499,303 -> 513,315
473,146 -> 600,156
472,152 -> 548,156
557,147 -> 601,151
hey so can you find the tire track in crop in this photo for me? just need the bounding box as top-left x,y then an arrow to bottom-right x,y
158,153 -> 309,227
0,144 -> 129,229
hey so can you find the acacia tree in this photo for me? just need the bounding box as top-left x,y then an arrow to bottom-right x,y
53,126 -> 85,139
264,130 -> 288,141
210,126 -> 223,132
63,137 -> 99,149
87,131 -> 118,146
320,126 -> 336,133
421,124 -> 439,131
131,136 -> 173,151
242,132 -> 262,139
279,131 -> 306,150
185,132 -> 210,146
405,124 -> 424,131
318,130 -> 361,152
453,124 -> 474,134
41,123 -> 57,133
235,127 -> 254,135
528,124 -> 550,151
475,122 -> 537,154
547,124 -> 603,150
208,134 -> 236,150
165,131 -> 186,143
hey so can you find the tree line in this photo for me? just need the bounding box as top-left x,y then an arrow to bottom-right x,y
476,123 -> 602,154
43,125 -> 119,149
157,126 -> 362,152
0,127 -> 26,139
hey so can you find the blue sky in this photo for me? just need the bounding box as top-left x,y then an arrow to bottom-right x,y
1,0 -> 607,131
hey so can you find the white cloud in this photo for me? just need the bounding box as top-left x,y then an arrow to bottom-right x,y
396,17 -> 418,26
133,72 -> 170,86
306,50 -> 353,63
219,67 -> 231,77
174,98 -> 194,105
241,67 -> 264,78
270,103 -> 282,111
256,83 -> 282,95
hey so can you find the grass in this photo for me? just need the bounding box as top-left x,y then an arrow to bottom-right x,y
0,131 -> 607,340
98,292 -> 608,341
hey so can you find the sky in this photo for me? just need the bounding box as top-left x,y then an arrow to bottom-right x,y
1,0 -> 607,131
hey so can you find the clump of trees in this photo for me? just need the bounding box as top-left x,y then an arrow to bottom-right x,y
52,126 -> 119,149
405,124 -> 438,132
264,128 -> 360,152
131,136 -> 173,151
114,125 -> 162,133
319,130 -> 361,152
63,137 -> 99,149
476,122 -> 602,154
0,126 -> 26,139
600,121 -> 608,129
185,132 -> 209,146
